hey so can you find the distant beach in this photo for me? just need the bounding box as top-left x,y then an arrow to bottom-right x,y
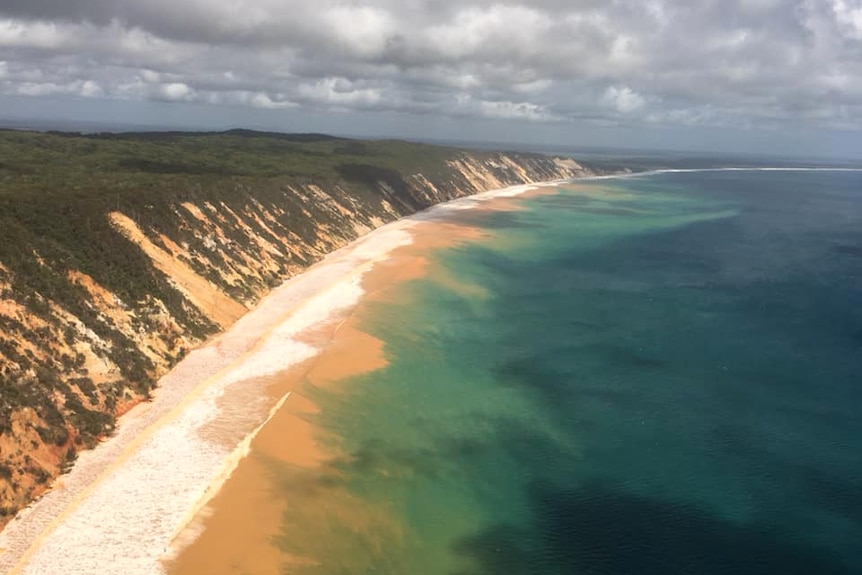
0,180 -> 564,575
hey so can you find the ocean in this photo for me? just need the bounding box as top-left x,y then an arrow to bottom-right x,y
268,169 -> 862,574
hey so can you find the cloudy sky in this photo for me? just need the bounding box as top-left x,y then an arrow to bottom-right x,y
1,0 -> 862,157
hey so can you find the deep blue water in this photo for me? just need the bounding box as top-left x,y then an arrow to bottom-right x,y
281,169 -> 862,574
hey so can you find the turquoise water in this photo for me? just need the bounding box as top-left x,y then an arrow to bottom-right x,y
279,170 -> 862,574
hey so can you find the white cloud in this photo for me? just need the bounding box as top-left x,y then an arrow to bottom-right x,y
295,78 -> 384,108
477,100 -> 552,122
248,92 -> 296,109
322,5 -> 395,57
139,69 -> 160,83
158,82 -> 194,101
419,4 -> 554,67
0,0 -> 859,133
832,0 -> 862,38
603,86 -> 646,114
0,18 -> 68,49
80,80 -> 102,97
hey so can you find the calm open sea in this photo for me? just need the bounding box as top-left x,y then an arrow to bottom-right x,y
273,169 -> 862,574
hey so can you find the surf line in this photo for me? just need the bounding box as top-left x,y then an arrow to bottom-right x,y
162,390 -> 293,562
583,166 -> 862,181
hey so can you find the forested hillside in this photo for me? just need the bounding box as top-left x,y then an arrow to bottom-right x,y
0,129 -> 591,526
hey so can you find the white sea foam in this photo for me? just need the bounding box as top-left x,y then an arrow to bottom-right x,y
0,182 -> 547,575
582,166 -> 862,181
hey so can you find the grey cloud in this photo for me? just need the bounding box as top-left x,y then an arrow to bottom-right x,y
1,0 -> 861,132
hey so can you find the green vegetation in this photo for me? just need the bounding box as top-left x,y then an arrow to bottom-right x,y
0,128 -> 568,340
0,129 -> 487,317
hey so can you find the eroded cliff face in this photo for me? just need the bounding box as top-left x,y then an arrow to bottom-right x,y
0,150 -> 590,526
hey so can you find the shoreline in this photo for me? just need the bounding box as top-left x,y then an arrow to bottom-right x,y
166,194 -> 516,574
0,178 -> 567,574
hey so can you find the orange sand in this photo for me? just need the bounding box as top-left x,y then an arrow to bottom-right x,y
109,212 -> 247,328
165,190 -> 548,575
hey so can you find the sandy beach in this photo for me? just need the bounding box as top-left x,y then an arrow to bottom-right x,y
0,180 -> 565,575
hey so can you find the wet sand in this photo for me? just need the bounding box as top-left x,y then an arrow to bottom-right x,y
0,180 -> 564,575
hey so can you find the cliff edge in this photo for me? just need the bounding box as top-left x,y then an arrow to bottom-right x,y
0,130 -> 592,526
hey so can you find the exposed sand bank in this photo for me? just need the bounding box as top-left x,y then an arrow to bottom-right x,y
0,180 -> 565,575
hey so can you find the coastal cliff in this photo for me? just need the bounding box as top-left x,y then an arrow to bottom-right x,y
0,129 -> 591,526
